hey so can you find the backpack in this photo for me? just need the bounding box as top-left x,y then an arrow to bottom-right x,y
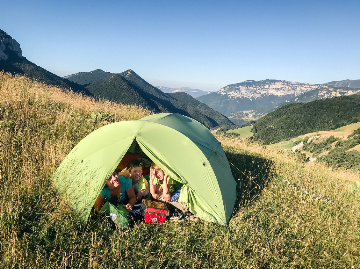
141,199 -> 169,224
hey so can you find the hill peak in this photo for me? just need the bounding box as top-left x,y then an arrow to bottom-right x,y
0,29 -> 22,61
120,69 -> 141,79
90,69 -> 107,74
65,69 -> 113,85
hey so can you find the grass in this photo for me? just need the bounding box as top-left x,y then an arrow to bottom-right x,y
333,122 -> 360,133
1,72 -> 360,268
270,121 -> 360,153
226,125 -> 253,139
268,139 -> 298,151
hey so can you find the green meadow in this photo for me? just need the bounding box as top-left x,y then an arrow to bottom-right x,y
1,73 -> 359,268
226,125 -> 253,139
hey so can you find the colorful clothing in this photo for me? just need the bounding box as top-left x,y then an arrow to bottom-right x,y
133,175 -> 149,194
153,176 -> 181,194
101,175 -> 132,202
170,187 -> 181,202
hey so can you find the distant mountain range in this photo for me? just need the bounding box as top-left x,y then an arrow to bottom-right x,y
197,79 -> 360,124
156,86 -> 208,98
2,28 -> 359,131
65,69 -> 233,128
325,79 -> 360,88
0,29 -> 233,129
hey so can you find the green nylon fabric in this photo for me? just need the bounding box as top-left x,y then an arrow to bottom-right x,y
52,113 -> 236,225
101,202 -> 129,229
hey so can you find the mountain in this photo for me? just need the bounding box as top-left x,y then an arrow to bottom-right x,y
289,86 -> 360,103
157,86 -> 208,98
67,69 -> 233,128
197,79 -> 360,124
168,92 -> 233,127
64,69 -> 113,85
0,29 -> 92,96
325,79 -> 360,88
252,93 -> 360,144
0,29 -> 231,129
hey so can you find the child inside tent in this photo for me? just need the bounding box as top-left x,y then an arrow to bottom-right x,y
149,163 -> 182,202
121,158 -> 150,203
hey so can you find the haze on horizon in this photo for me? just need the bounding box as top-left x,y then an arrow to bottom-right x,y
2,0 -> 360,92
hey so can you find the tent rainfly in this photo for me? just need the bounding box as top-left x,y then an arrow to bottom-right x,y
53,113 -> 237,225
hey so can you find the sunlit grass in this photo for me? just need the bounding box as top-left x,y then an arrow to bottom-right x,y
0,72 -> 359,268
333,122 -> 360,133
226,125 -> 253,139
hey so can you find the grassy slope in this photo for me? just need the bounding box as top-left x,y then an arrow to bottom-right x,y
0,73 -> 359,268
269,122 -> 360,153
252,94 -> 360,144
231,122 -> 360,154
226,125 -> 253,139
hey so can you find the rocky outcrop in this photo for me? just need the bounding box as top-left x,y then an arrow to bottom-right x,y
218,80 -> 320,99
0,29 -> 22,61
197,79 -> 360,124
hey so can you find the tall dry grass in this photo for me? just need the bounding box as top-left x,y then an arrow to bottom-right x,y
0,72 -> 359,268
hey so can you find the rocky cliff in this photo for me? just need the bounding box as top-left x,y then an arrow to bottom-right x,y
0,29 -> 22,61
197,79 -> 360,124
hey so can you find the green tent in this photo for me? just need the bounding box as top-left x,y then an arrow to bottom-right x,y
53,113 -> 236,225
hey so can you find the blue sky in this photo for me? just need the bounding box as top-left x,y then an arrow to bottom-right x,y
2,0 -> 359,91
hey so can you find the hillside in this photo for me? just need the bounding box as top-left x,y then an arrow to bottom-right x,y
292,124 -> 360,171
326,78 -> 360,88
197,79 -> 360,124
225,120 -> 360,172
67,69 -> 233,128
0,28 -> 232,129
197,80 -> 320,118
64,69 -> 113,85
168,92 -> 233,128
252,93 -> 360,144
1,72 -> 359,267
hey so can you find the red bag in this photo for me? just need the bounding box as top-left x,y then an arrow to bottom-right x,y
142,199 -> 169,224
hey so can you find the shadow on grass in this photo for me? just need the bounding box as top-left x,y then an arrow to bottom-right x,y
225,151 -> 276,215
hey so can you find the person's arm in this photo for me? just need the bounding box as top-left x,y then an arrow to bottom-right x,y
136,178 -> 150,201
93,193 -> 105,211
162,174 -> 172,202
137,186 -> 150,201
125,186 -> 136,211
149,168 -> 160,199
118,169 -> 130,178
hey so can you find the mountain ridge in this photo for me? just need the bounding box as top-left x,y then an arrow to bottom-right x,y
325,79 -> 360,88
66,69 -> 233,128
64,69 -> 113,85
0,29 -> 232,129
197,79 -> 360,124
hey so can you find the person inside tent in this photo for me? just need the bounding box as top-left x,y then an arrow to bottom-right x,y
149,163 -> 182,202
121,158 -> 150,203
93,169 -> 136,212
